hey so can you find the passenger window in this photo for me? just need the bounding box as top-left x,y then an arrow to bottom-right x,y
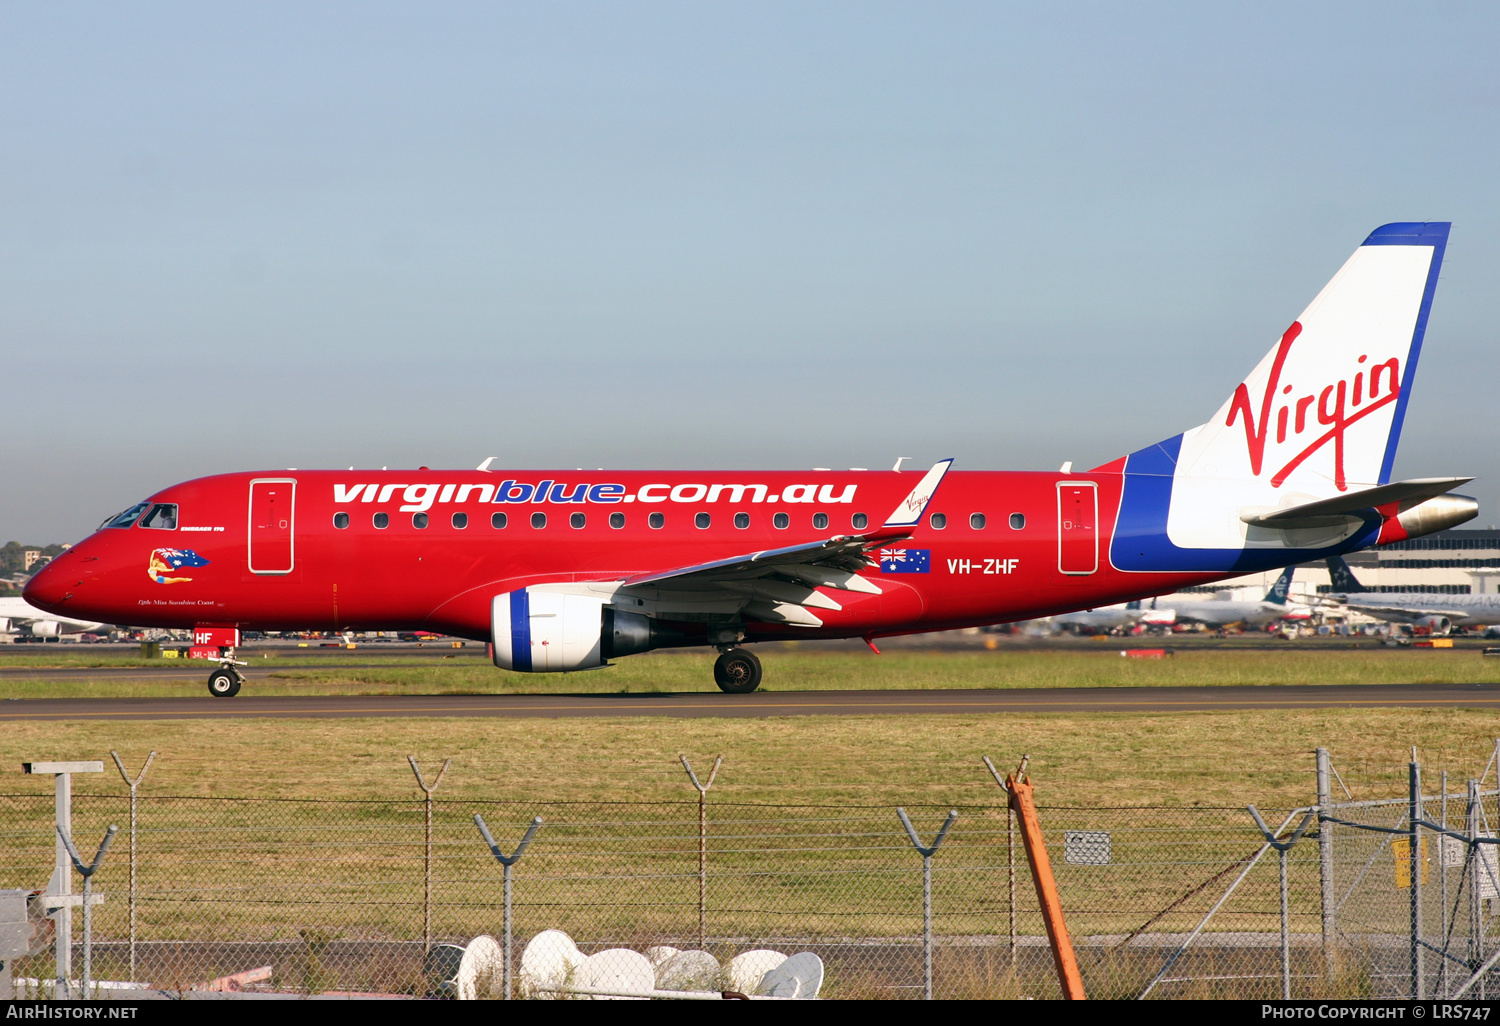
852,513 -> 868,530
373,512 -> 389,529
413,513 -> 429,529
649,512 -> 665,529
970,513 -> 986,530
491,512 -> 508,529
452,512 -> 468,529
734,512 -> 750,529
1009,513 -> 1026,530
812,512 -> 829,530
930,513 -> 947,530
695,512 -> 711,529
773,512 -> 789,530
531,512 -> 547,529
570,512 -> 586,529
101,501 -> 151,530
610,512 -> 625,529
333,512 -> 350,529
139,503 -> 178,530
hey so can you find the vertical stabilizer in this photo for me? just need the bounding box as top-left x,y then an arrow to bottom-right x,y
1324,556 -> 1370,594
1262,566 -> 1296,605
1112,223 -> 1450,573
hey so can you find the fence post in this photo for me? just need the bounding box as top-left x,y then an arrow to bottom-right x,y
109,750 -> 155,983
897,807 -> 958,1000
1248,806 -> 1316,1000
680,755 -> 722,950
408,756 -> 451,954
57,824 -> 117,997
1441,770 -> 1450,998
474,814 -> 542,1000
984,754 -> 1025,968
1468,780 -> 1482,989
1410,758 -> 1424,1000
1315,747 -> 1335,973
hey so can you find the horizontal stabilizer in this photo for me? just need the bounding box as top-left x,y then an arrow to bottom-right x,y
1241,477 -> 1473,528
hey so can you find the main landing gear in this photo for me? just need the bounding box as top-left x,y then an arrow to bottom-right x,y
207,652 -> 248,698
713,648 -> 762,694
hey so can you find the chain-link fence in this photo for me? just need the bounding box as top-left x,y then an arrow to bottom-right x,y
3,747 -> 1500,999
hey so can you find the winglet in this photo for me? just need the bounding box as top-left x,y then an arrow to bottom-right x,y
882,459 -> 953,528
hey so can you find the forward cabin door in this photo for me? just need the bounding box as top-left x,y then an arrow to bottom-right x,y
248,478 -> 297,575
1056,481 -> 1098,575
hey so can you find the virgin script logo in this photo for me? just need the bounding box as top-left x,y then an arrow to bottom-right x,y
1224,321 -> 1401,492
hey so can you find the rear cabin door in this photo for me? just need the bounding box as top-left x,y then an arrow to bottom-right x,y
248,478 -> 296,575
1056,481 -> 1098,575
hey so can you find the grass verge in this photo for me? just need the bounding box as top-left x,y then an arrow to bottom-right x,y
3,646 -> 1499,699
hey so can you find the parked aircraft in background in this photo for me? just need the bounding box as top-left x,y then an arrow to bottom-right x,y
1321,556 -> 1500,634
1148,567 -> 1310,629
0,596 -> 106,639
1052,600 -> 1174,634
25,223 -> 1478,695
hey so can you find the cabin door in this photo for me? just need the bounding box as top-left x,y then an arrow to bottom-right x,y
1057,481 -> 1098,575
248,478 -> 297,575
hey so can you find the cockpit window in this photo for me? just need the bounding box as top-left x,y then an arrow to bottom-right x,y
100,501 -> 151,530
139,504 -> 179,530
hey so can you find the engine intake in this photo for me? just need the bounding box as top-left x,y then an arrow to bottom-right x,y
491,589 -> 659,672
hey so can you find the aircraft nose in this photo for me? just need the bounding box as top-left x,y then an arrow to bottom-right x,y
22,557 -> 70,614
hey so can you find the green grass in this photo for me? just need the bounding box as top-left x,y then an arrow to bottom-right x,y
1,645 -> 1497,699
3,705 -> 1497,806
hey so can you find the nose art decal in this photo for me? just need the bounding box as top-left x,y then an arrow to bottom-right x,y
148,548 -> 211,584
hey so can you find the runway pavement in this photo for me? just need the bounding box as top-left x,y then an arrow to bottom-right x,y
3,682 -> 1500,721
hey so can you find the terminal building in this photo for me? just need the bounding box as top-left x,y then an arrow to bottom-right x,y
1176,528 -> 1500,604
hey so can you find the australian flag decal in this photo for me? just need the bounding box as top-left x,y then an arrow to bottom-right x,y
879,548 -> 930,573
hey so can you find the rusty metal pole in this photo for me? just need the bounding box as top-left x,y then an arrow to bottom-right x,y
680,755 -> 722,950
1006,763 -> 1084,1000
109,750 -> 155,983
408,756 -> 451,953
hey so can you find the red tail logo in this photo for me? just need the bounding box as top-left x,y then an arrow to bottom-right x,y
1225,322 -> 1401,492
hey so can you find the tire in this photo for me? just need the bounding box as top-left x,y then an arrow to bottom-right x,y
207,668 -> 241,698
713,648 -> 762,694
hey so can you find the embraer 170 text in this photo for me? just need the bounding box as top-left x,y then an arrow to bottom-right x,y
25,223 -> 1478,696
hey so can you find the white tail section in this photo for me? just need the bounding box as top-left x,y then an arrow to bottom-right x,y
1164,222 -> 1448,551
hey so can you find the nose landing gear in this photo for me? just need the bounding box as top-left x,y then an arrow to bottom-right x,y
207,651 -> 248,698
713,648 -> 762,694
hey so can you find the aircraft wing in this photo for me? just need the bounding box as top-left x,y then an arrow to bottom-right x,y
610,460 -> 953,628
1341,599 -> 1473,623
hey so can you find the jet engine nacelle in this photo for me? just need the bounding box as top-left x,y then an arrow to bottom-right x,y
491,589 -> 658,672
1415,615 -> 1452,636
1397,494 -> 1479,540
0,618 -> 10,634
29,620 -> 61,638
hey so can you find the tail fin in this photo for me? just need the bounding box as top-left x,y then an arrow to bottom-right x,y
1324,556 -> 1369,593
1262,566 -> 1295,605
1111,223 -> 1451,573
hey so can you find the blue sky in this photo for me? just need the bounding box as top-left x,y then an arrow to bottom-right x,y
3,2 -> 1498,543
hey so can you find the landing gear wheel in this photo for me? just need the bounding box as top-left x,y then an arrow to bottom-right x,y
713,649 -> 762,694
207,667 -> 242,698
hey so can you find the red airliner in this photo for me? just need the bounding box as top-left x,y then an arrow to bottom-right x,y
25,223 -> 1477,696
